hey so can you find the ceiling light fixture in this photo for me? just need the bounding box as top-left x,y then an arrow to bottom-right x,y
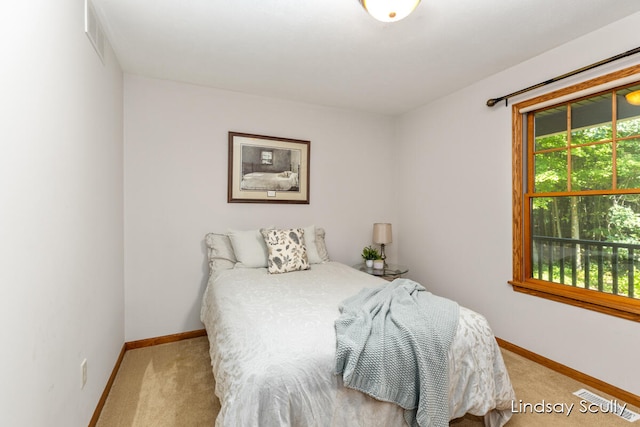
358,0 -> 421,22
626,90 -> 640,106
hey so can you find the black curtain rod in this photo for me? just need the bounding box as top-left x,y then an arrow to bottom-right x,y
486,46 -> 640,107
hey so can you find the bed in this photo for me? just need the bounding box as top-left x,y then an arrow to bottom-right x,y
240,171 -> 298,191
201,227 -> 516,427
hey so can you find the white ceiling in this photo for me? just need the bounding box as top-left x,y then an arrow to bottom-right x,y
93,0 -> 640,115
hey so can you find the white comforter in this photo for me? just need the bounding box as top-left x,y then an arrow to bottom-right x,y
240,171 -> 298,191
201,262 -> 515,427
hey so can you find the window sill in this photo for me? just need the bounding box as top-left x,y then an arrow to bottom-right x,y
509,279 -> 640,322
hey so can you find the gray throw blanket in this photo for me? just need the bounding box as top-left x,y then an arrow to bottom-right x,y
334,278 -> 459,427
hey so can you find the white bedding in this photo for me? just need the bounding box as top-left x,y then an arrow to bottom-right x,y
200,262 -> 515,427
240,171 -> 298,191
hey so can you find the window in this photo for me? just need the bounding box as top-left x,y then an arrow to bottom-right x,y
511,65 -> 640,321
261,150 -> 273,165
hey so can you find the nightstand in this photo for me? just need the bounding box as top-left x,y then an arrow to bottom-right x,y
354,263 -> 409,281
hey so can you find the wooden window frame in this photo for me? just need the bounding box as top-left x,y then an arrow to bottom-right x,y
510,64 -> 640,322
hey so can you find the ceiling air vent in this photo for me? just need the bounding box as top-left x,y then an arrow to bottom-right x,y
85,0 -> 105,63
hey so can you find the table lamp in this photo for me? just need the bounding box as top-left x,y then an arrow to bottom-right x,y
373,223 -> 392,266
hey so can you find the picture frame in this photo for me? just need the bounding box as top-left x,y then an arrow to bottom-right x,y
228,132 -> 310,204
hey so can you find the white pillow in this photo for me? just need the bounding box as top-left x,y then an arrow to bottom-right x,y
303,225 -> 323,264
315,227 -> 330,262
228,228 -> 272,268
204,233 -> 237,275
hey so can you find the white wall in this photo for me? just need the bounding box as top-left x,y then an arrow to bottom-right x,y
123,75 -> 399,341
0,1 -> 124,425
397,13 -> 640,396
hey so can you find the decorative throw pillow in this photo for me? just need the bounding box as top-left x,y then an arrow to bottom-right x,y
261,228 -> 310,274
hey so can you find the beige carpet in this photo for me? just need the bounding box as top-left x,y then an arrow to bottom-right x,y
96,337 -> 218,426
96,337 -> 638,426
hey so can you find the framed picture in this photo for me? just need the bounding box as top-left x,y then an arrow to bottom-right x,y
228,132 -> 310,204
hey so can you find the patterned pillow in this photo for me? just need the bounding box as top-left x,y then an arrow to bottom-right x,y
261,228 -> 310,274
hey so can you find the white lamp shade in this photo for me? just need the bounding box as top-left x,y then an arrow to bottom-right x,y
359,0 -> 421,22
373,223 -> 392,245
